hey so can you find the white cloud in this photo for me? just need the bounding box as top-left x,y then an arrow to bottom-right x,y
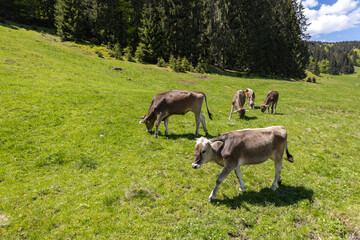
302,0 -> 360,37
303,0 -> 319,8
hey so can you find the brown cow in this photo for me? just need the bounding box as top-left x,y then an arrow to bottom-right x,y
261,90 -> 279,114
229,90 -> 247,119
139,90 -> 213,137
245,88 -> 255,109
191,126 -> 294,202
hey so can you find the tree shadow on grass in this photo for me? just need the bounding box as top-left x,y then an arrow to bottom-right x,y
215,184 -> 314,209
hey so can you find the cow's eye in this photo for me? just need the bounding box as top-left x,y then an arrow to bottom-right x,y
201,150 -> 206,154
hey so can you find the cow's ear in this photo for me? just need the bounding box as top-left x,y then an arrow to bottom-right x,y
211,141 -> 223,151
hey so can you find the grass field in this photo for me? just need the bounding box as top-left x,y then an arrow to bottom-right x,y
1,22 -> 360,239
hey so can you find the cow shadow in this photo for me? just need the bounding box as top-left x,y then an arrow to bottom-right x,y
214,184 -> 313,208
243,116 -> 257,121
160,133 -> 217,140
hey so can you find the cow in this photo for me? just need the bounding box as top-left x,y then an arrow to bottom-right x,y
191,126 -> 294,202
245,88 -> 255,109
261,90 -> 279,114
139,90 -> 213,138
229,90 -> 248,119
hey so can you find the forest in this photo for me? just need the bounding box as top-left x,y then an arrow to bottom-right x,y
307,41 -> 360,75
0,0 -> 358,77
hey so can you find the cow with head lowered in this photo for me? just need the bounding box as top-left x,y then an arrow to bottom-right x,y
245,88 -> 255,109
229,90 -> 248,119
140,90 -> 213,138
261,90 -> 279,114
192,126 -> 294,202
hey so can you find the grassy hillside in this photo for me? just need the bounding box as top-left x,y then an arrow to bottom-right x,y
1,22 -> 359,239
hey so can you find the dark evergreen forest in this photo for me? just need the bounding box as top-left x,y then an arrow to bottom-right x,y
1,0 -> 358,77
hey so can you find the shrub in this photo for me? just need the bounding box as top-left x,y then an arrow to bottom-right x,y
95,49 -> 103,58
134,43 -> 146,63
169,54 -> 176,70
157,57 -> 167,67
176,56 -> 184,72
123,46 -> 133,62
111,43 -> 122,60
195,62 -> 210,73
181,57 -> 191,72
169,54 -> 183,72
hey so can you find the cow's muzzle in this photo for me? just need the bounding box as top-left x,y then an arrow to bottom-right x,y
192,163 -> 201,169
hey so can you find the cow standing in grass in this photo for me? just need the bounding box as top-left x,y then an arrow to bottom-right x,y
140,90 -> 213,137
245,88 -> 255,109
192,126 -> 294,202
229,90 -> 247,119
261,90 -> 279,114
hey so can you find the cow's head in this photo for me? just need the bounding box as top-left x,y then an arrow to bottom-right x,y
192,137 -> 223,169
260,104 -> 268,113
139,114 -> 156,132
235,108 -> 248,119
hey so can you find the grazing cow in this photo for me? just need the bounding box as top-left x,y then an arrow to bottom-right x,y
229,90 -> 247,119
261,90 -> 279,114
139,90 -> 213,137
191,126 -> 294,202
245,88 -> 255,109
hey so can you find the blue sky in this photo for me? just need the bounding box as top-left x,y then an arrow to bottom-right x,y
301,0 -> 360,42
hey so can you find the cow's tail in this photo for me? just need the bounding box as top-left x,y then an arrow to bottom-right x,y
202,92 -> 213,120
285,143 -> 294,163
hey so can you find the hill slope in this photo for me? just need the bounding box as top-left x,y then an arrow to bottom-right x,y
1,23 -> 360,239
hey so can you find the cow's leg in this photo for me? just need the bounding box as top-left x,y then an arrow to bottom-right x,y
209,166 -> 234,202
194,112 -> 201,136
234,166 -> 245,192
271,101 -> 276,114
164,117 -> 169,135
274,101 -> 277,114
155,114 -> 165,138
228,105 -> 234,120
270,158 -> 283,191
200,113 -> 208,135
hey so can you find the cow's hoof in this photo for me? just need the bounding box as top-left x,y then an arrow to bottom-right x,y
208,196 -> 215,203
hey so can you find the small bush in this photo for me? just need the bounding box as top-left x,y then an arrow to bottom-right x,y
175,56 -> 184,72
123,46 -> 133,62
157,57 -> 167,67
169,54 -> 183,72
95,49 -> 103,58
169,54 -> 176,70
181,57 -> 192,72
195,62 -> 210,73
134,43 -> 146,63
110,43 -> 122,60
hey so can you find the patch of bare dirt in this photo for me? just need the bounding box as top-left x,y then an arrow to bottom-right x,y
178,79 -> 198,85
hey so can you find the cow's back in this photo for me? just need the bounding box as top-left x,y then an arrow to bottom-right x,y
215,126 -> 287,165
154,90 -> 203,115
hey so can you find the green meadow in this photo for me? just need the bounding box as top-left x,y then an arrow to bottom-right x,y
1,22 -> 359,239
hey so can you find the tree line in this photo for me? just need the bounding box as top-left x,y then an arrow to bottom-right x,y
307,41 -> 360,76
1,0 -> 309,78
